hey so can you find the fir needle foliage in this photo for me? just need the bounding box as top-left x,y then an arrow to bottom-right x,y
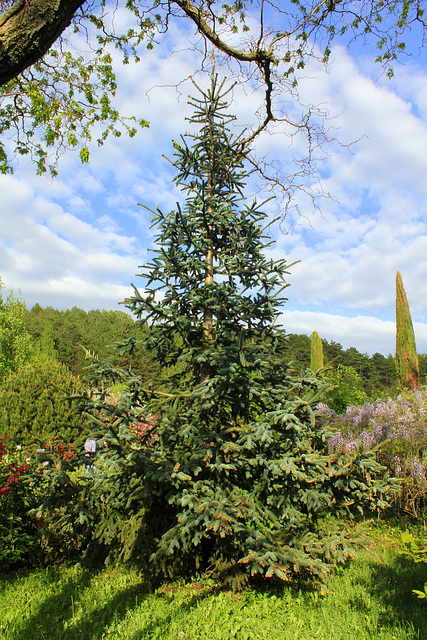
38,78 -> 396,587
395,271 -> 419,390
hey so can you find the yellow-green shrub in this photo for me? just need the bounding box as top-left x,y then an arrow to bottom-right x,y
0,357 -> 88,448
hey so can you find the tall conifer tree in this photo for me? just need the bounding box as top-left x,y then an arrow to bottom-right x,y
310,331 -> 324,372
396,271 -> 419,389
42,78 -> 394,585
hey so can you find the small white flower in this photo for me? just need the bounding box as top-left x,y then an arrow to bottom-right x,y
16,445 -> 22,450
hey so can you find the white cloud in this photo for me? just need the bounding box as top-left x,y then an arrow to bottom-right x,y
2,29 -> 427,357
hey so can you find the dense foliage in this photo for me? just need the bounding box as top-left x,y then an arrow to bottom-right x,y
20,303 -> 427,402
24,305 -> 163,384
0,356 -> 87,447
0,280 -> 33,382
35,79 -> 396,587
0,435 -> 32,571
319,388 -> 427,519
0,434 -> 88,572
285,333 -> 427,400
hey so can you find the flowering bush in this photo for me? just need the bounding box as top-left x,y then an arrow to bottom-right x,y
0,434 -> 85,572
317,388 -> 427,518
0,435 -> 34,571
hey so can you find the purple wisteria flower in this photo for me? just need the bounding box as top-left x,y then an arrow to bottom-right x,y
319,388 -> 427,462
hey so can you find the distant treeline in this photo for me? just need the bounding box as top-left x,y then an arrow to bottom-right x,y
24,304 -> 163,384
283,333 -> 427,397
24,305 -> 427,397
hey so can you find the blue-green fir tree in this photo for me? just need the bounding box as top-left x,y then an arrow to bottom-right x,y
39,78 -> 395,585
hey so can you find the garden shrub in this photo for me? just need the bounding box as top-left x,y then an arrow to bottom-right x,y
319,388 -> 427,518
0,356 -> 87,448
0,434 -> 90,572
0,435 -> 34,571
323,364 -> 370,413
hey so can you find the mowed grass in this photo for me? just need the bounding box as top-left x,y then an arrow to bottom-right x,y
1,526 -> 426,640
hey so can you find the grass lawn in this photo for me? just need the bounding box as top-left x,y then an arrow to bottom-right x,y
1,523 -> 426,640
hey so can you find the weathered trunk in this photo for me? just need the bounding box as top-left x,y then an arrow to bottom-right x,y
0,0 -> 85,87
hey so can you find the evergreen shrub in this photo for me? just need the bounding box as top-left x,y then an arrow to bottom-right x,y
0,357 -> 87,448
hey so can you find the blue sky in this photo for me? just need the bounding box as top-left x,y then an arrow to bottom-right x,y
1,8 -> 427,356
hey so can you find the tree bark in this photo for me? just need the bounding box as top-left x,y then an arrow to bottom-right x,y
0,0 -> 85,87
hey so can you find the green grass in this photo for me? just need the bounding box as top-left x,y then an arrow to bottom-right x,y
1,526 -> 426,640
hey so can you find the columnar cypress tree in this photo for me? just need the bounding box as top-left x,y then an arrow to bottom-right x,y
396,271 -> 419,389
310,331 -> 324,372
43,78 -> 394,585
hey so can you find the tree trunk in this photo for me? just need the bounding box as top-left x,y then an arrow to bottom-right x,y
0,0 -> 85,87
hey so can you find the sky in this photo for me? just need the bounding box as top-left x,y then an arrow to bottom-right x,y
1,6 -> 427,357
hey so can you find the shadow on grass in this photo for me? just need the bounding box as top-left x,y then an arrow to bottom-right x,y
5,566 -> 143,640
126,586 -> 219,640
353,553 -> 427,640
5,567 -> 215,640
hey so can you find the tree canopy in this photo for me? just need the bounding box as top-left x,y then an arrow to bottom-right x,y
1,0 -> 426,177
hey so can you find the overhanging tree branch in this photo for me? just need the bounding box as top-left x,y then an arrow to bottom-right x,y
0,0 -> 86,87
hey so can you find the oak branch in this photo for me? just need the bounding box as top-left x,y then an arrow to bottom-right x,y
0,0 -> 85,87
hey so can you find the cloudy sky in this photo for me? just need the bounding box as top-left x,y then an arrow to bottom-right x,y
1,8 -> 427,357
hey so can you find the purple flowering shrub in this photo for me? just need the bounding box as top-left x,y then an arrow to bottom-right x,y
317,389 -> 427,518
